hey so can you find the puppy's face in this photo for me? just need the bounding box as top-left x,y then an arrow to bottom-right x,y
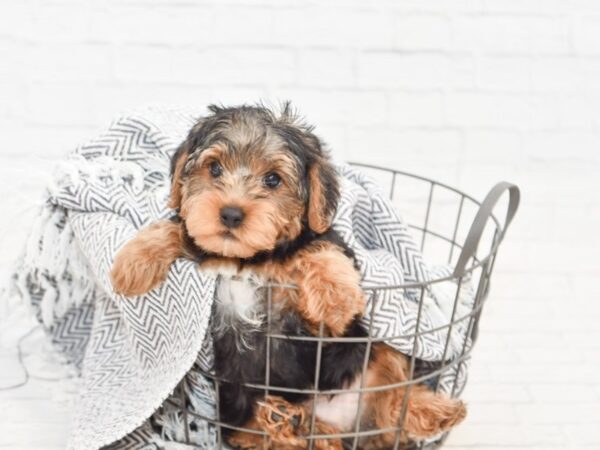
179,138 -> 304,258
170,104 -> 339,259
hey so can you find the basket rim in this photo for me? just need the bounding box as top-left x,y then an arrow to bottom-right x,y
347,161 -> 507,284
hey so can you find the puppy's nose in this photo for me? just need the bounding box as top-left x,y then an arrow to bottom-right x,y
220,206 -> 244,229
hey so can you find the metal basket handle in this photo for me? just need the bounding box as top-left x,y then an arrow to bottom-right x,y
453,182 -> 520,277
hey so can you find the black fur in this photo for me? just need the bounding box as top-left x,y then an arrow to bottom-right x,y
206,224 -> 367,437
213,306 -> 368,434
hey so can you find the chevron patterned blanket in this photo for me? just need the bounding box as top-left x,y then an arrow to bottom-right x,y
13,108 -> 473,449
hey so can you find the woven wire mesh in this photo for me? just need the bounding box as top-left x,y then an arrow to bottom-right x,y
164,163 -> 517,450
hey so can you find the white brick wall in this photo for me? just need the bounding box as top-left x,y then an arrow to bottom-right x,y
0,0 -> 598,448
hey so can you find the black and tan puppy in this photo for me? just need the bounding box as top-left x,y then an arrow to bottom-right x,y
111,104 -> 466,449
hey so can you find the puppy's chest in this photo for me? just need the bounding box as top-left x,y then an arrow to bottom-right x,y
214,274 -> 264,320
210,264 -> 291,324
209,264 -> 286,331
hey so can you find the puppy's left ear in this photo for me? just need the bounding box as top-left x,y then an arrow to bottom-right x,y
307,156 -> 339,234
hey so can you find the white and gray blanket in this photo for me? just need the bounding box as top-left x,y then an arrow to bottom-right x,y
11,108 -> 473,450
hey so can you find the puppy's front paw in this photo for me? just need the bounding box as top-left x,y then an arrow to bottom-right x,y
110,221 -> 182,296
297,248 -> 366,336
303,278 -> 365,336
256,397 -> 306,448
110,246 -> 166,296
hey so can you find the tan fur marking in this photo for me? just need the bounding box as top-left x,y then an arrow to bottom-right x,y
307,163 -> 331,234
360,344 -> 467,448
227,396 -> 343,450
247,241 -> 365,336
111,220 -> 183,296
293,244 -> 365,336
226,415 -> 269,450
183,190 -> 286,258
169,151 -> 188,209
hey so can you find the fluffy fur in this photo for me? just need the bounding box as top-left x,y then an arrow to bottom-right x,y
111,103 -> 466,449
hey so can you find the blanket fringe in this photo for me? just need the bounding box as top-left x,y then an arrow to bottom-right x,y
15,204 -> 96,328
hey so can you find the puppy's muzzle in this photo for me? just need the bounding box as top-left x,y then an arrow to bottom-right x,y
220,206 -> 245,229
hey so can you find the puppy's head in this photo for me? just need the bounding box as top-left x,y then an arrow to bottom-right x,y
170,103 -> 339,258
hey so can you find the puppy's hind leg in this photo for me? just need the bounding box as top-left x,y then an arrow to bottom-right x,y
111,220 -> 183,296
400,385 -> 466,441
360,345 -> 466,449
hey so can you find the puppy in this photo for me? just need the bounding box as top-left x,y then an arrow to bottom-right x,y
111,104 -> 466,449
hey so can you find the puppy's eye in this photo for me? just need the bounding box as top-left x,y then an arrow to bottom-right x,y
209,161 -> 223,178
263,172 -> 281,189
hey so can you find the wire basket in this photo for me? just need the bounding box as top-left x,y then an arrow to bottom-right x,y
164,163 -> 520,450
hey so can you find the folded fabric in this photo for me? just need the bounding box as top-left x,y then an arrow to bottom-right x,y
12,107 -> 473,449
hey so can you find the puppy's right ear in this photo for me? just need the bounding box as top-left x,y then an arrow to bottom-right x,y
168,143 -> 189,210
